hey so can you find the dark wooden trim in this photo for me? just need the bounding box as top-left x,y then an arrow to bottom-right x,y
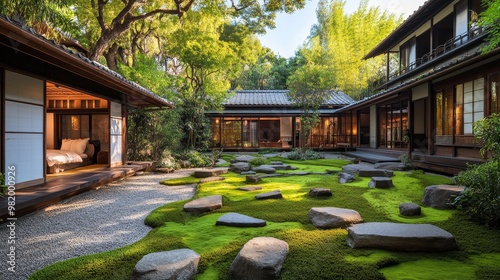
1,68 -> 4,173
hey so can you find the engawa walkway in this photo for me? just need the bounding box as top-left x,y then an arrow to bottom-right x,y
0,162 -> 153,221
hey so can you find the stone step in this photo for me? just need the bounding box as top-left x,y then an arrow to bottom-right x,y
183,195 -> 223,213
347,222 -> 458,251
309,207 -> 363,229
216,213 -> 266,227
255,190 -> 283,200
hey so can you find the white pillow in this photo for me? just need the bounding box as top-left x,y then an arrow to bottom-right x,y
71,138 -> 90,154
60,139 -> 74,151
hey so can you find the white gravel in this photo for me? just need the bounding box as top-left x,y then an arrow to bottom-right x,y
0,170 -> 197,280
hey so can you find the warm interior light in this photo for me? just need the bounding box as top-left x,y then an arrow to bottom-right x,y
71,116 -> 80,131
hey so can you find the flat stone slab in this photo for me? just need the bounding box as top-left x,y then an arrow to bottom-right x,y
399,202 -> 421,216
259,164 -> 292,170
229,237 -> 289,280
240,171 -> 256,175
199,176 -> 225,183
422,185 -> 465,209
347,222 -> 458,251
271,161 -> 284,165
342,164 -> 394,177
289,171 -> 310,176
374,162 -> 407,171
239,186 -> 263,191
259,174 -> 284,178
234,155 -> 255,162
368,177 -> 394,189
131,249 -> 200,280
309,207 -> 363,229
183,195 -> 223,213
309,188 -> 332,197
253,166 -> 276,174
255,190 -> 283,200
193,168 -> 228,178
216,212 -> 266,227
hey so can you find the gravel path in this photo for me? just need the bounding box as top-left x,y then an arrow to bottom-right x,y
0,170 -> 197,280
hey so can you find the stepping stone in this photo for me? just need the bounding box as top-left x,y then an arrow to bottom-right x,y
215,158 -> 227,166
374,162 -> 407,171
255,190 -> 283,200
183,195 -> 222,213
131,249 -> 200,280
326,169 -> 338,174
240,171 -> 256,175
342,164 -> 394,177
239,186 -> 262,191
199,176 -> 225,183
271,161 -> 284,165
289,171 -> 310,176
347,222 -> 458,251
309,188 -> 332,197
233,155 -> 255,162
193,168 -> 228,178
253,166 -> 276,174
338,172 -> 355,184
399,202 -> 421,216
260,164 -> 292,170
422,185 -> 465,209
216,212 -> 266,227
368,177 -> 394,189
309,207 -> 363,229
230,162 -> 251,172
246,175 -> 262,183
229,237 -> 288,280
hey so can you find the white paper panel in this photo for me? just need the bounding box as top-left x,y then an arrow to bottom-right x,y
5,101 -> 44,133
5,71 -> 44,105
5,133 -> 44,184
110,135 -> 122,164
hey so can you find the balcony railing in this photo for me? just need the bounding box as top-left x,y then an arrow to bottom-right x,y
389,25 -> 486,81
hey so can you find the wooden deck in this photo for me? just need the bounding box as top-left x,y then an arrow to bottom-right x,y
343,149 -> 403,163
0,162 -> 153,222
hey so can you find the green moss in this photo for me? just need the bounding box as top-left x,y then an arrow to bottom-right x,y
380,259 -> 476,280
32,158 -> 500,280
160,176 -> 200,186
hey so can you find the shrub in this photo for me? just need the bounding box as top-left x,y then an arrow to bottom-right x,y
453,160 -> 500,228
287,148 -> 323,160
157,150 -> 180,170
249,157 -> 269,166
175,150 -> 212,167
399,154 -> 413,169
258,148 -> 280,155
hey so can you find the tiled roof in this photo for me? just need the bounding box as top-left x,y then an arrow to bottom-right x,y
0,15 -> 173,108
224,90 -> 355,106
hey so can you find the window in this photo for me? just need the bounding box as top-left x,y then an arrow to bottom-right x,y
490,73 -> 500,113
462,79 -> 484,134
435,89 -> 453,135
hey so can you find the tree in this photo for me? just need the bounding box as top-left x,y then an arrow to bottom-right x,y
301,0 -> 401,99
287,62 -> 336,151
479,0 -> 500,53
68,0 -> 306,70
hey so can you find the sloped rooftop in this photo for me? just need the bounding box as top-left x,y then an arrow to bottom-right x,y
224,90 -> 355,107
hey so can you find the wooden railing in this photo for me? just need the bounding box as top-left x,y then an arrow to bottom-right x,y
389,25 -> 486,81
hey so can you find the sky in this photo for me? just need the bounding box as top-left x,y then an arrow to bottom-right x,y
258,0 -> 428,58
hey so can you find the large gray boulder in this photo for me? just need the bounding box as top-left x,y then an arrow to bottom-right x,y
229,237 -> 289,280
183,195 -> 222,213
347,222 -> 458,251
216,213 -> 266,227
422,185 -> 465,209
309,188 -> 333,197
309,207 -> 363,229
230,162 -> 251,173
131,249 -> 200,280
338,172 -> 355,184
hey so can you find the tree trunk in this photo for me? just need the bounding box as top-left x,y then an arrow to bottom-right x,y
103,43 -> 119,71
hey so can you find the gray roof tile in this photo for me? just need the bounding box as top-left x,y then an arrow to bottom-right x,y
224,90 -> 355,106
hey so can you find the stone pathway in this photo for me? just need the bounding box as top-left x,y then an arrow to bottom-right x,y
0,170 -> 197,279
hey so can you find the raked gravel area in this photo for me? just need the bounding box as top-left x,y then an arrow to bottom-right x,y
0,170 -> 197,280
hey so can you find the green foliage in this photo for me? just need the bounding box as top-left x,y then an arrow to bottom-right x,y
33,160 -> 500,279
157,150 -> 180,170
248,157 -> 270,166
258,148 -> 281,154
398,154 -> 413,170
175,150 -> 212,168
300,0 -> 402,99
287,148 -> 323,160
473,113 -> 500,159
454,160 -> 500,228
479,0 -> 500,53
160,176 -> 201,186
